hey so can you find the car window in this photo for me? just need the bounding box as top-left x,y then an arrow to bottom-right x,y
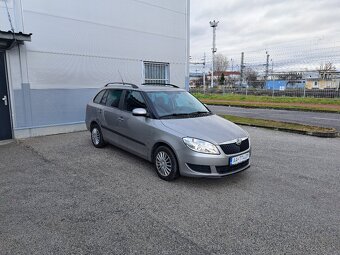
93,90 -> 106,104
146,92 -> 173,115
100,90 -> 109,105
105,89 -> 123,108
125,91 -> 147,112
145,91 -> 209,117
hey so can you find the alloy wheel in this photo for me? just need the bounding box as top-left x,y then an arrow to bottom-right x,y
91,128 -> 101,146
156,151 -> 172,176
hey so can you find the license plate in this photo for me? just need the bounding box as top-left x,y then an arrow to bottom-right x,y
230,152 -> 250,166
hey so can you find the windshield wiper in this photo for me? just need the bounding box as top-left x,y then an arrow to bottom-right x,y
160,111 -> 211,119
159,113 -> 190,119
189,111 -> 210,115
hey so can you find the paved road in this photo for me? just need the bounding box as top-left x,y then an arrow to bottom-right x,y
1,129 -> 339,254
209,105 -> 340,131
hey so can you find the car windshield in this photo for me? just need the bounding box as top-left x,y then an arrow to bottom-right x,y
145,91 -> 211,118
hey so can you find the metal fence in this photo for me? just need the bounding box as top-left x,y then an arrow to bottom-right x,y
189,86 -> 340,98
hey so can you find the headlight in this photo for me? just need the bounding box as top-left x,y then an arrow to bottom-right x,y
183,137 -> 220,155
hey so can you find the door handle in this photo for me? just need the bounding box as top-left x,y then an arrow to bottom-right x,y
118,116 -> 124,121
98,109 -> 102,114
2,95 -> 7,106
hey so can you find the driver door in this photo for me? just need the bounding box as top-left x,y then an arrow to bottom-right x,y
116,90 -> 151,159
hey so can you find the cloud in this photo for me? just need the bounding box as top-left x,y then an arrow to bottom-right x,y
190,0 -> 340,70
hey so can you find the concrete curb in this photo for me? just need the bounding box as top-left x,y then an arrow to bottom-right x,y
0,140 -> 14,146
233,122 -> 339,138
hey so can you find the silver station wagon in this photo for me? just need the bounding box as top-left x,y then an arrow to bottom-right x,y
85,83 -> 251,181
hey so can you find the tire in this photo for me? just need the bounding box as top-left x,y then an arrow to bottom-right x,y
154,146 -> 179,181
90,124 -> 106,148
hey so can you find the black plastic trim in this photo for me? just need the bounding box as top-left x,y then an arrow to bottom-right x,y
101,125 -> 145,146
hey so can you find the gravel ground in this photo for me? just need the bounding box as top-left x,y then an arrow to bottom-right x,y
0,127 -> 339,255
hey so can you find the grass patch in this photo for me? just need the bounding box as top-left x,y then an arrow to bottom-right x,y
193,93 -> 340,113
222,114 -> 338,137
194,93 -> 340,105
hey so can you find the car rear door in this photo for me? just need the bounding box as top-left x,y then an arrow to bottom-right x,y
100,89 -> 124,145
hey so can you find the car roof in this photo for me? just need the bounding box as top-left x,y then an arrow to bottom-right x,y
101,83 -> 186,92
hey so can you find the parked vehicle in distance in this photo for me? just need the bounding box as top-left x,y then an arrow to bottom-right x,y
85,82 -> 251,181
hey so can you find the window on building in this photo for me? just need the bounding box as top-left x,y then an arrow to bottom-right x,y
314,81 -> 318,87
144,62 -> 169,84
105,89 -> 123,108
125,91 -> 147,111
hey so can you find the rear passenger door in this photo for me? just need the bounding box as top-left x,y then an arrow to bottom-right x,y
117,90 -> 151,159
100,89 -> 124,145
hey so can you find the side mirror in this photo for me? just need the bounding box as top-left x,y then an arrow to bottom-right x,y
132,108 -> 148,117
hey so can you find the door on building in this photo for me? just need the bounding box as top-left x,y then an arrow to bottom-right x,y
0,52 -> 12,140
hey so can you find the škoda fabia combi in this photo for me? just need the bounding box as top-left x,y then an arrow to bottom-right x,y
86,83 -> 251,181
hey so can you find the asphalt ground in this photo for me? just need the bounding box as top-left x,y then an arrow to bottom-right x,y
209,105 -> 340,131
1,128 -> 339,254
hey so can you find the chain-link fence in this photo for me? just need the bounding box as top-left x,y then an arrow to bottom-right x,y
190,86 -> 340,98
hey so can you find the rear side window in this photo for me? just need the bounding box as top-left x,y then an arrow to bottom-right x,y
106,89 -> 123,108
125,91 -> 146,111
100,90 -> 109,105
93,90 -> 106,104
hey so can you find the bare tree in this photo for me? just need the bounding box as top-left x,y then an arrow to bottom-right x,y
214,53 -> 229,72
319,62 -> 336,71
244,67 -> 262,88
318,62 -> 336,79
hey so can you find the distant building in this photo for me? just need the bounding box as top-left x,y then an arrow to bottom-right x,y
265,80 -> 305,90
304,71 -> 340,89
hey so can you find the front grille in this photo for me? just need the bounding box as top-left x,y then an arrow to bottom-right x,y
187,163 -> 211,173
219,139 -> 249,155
216,160 -> 249,174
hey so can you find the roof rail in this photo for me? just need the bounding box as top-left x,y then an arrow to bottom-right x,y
141,83 -> 179,88
104,82 -> 139,89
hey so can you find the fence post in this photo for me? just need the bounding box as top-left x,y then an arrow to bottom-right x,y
303,87 -> 306,98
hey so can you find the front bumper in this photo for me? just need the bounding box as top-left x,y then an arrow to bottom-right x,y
177,147 -> 251,177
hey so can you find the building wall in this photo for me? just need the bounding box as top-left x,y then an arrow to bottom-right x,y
265,80 -> 288,90
305,80 -> 340,89
1,0 -> 189,138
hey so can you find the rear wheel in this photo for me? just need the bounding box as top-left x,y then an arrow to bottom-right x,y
154,146 -> 179,181
91,124 -> 106,148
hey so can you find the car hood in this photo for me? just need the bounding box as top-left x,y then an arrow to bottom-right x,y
160,114 -> 248,144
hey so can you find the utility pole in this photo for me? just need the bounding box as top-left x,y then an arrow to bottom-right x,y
265,51 -> 270,82
240,52 -> 244,87
190,54 -> 207,92
202,53 -> 206,89
271,59 -> 274,80
210,20 -> 219,88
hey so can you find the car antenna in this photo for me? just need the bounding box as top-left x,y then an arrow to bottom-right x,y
118,70 -> 125,85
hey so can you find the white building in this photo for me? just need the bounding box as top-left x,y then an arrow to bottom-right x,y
0,0 -> 190,140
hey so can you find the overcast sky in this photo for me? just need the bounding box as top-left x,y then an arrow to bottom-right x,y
190,0 -> 340,71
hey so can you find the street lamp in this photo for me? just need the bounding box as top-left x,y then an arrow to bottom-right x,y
210,20 -> 219,88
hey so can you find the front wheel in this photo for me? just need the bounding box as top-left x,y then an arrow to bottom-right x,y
154,146 -> 179,181
91,124 -> 106,148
